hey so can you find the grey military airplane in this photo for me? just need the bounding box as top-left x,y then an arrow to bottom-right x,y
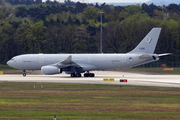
7,28 -> 170,77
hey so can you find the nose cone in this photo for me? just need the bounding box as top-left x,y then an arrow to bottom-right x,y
7,60 -> 18,69
7,60 -> 12,67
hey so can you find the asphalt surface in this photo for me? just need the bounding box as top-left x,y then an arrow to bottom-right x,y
1,71 -> 180,87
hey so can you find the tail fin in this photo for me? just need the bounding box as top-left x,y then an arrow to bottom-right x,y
128,28 -> 161,54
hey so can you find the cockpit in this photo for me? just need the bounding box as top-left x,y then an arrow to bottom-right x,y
10,58 -> 15,61
7,56 -> 22,69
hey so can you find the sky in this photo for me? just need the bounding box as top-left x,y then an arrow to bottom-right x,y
42,0 -> 150,3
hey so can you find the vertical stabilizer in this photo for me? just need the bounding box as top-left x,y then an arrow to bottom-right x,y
128,28 -> 161,54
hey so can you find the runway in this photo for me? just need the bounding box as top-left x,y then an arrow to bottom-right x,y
1,71 -> 180,87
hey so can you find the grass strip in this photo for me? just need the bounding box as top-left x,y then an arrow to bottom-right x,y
0,82 -> 180,119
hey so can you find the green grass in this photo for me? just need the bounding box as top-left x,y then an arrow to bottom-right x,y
0,64 -> 17,70
0,82 -> 180,119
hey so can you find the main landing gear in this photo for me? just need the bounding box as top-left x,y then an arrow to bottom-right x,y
71,73 -> 81,77
23,70 -> 26,77
70,72 -> 95,77
84,72 -> 95,77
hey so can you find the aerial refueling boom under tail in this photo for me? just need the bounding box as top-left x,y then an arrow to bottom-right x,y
7,28 -> 171,77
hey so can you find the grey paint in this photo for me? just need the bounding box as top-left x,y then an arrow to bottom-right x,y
7,28 -> 170,76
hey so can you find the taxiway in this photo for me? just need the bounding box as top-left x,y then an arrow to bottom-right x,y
1,71 -> 180,87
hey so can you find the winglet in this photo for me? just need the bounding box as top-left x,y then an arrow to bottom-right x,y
128,28 -> 162,54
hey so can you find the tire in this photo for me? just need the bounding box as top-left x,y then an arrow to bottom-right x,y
23,73 -> 26,77
76,73 -> 81,77
71,73 -> 75,77
84,73 -> 89,77
89,73 -> 95,77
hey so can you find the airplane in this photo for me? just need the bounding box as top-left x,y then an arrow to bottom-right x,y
7,28 -> 171,77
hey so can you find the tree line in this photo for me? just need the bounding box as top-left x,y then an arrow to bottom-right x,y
0,2 -> 180,65
2,0 -> 52,5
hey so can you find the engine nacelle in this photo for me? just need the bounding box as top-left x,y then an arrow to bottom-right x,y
41,66 -> 62,75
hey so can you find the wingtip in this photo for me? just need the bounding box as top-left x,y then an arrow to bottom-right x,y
158,53 -> 172,57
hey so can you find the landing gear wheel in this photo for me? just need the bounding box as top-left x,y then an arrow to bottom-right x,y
89,73 -> 95,77
84,73 -> 89,77
84,73 -> 95,77
23,73 -> 26,77
76,73 -> 81,77
71,73 -> 76,77
71,73 -> 82,77
22,70 -> 26,77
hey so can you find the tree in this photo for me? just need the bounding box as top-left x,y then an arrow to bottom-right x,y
82,6 -> 99,20
0,6 -> 11,20
14,23 -> 31,54
75,2 -> 87,13
26,22 -> 47,53
73,27 -> 89,53
0,22 -> 15,63
166,3 -> 180,14
125,5 -> 142,16
106,11 -> 120,22
159,20 -> 179,62
59,25 -> 76,53
0,0 -> 5,5
35,0 -> 42,4
119,13 -> 156,52
153,10 -> 166,20
119,5 -> 143,20
103,21 -> 122,53
45,24 -> 64,53
142,3 -> 159,17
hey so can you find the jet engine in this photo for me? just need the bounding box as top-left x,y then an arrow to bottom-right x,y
41,66 -> 62,75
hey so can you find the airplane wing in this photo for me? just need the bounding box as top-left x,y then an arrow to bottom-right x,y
55,55 -> 81,68
53,55 -> 97,71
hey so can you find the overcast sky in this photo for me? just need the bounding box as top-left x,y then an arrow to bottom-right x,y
43,0 -> 150,3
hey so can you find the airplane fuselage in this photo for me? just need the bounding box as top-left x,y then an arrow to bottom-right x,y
7,28 -> 169,77
7,53 -> 158,73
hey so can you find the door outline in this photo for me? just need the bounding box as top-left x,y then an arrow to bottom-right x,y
87,57 -> 91,63
122,56 -> 126,62
17,57 -> 22,63
39,57 -> 44,63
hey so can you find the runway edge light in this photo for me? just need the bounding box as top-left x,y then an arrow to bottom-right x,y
53,114 -> 56,120
120,79 -> 127,82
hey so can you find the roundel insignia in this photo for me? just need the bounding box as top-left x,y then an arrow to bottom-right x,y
146,37 -> 152,43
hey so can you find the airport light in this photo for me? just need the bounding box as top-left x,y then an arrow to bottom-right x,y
97,11 -> 104,53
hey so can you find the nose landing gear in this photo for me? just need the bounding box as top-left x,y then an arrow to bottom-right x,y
22,70 -> 26,77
